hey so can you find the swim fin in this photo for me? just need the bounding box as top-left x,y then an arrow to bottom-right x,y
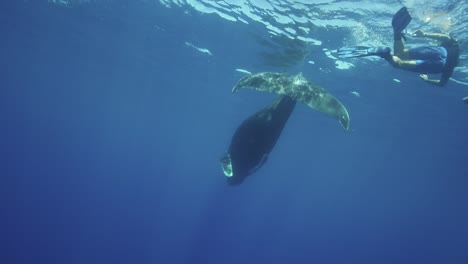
337,46 -> 391,59
392,7 -> 412,37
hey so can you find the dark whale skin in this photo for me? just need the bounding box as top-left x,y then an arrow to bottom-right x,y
222,96 -> 296,185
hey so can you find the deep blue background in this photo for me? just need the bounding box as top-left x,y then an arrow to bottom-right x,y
1,1 -> 468,264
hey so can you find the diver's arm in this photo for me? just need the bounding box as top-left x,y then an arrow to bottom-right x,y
419,73 -> 450,87
412,30 -> 452,42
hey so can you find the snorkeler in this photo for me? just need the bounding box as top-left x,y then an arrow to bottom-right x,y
338,7 -> 460,87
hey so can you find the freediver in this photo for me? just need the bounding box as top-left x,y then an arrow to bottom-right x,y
338,7 -> 460,87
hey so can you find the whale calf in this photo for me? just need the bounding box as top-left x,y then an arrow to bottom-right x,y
221,96 -> 296,185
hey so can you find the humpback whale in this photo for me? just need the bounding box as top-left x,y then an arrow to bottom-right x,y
221,96 -> 296,185
232,72 -> 350,130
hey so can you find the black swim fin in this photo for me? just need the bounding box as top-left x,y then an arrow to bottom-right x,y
337,46 -> 391,59
392,7 -> 412,37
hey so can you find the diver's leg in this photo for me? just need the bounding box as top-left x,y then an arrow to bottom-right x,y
393,37 -> 409,59
385,55 -> 418,71
392,6 -> 412,58
394,46 -> 446,72
393,57 -> 418,70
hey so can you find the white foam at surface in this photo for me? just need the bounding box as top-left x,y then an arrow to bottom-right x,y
297,36 -> 321,45
48,0 -> 468,80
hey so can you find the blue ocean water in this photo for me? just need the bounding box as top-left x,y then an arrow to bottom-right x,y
1,1 -> 468,263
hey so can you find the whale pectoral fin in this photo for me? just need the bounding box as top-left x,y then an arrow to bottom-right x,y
232,72 -> 350,130
301,96 -> 349,131
293,82 -> 350,131
232,72 -> 290,95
